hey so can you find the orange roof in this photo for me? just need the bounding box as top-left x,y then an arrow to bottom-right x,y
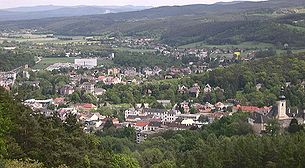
80,103 -> 96,109
98,76 -> 105,81
135,121 -> 149,127
233,105 -> 260,112
53,98 -> 65,102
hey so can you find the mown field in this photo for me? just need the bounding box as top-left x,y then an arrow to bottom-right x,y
114,47 -> 156,53
0,34 -> 90,44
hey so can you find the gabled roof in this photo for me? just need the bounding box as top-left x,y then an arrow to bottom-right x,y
266,106 -> 278,118
249,112 -> 269,124
189,86 -> 200,93
233,105 -> 260,112
53,97 -> 65,102
79,103 -> 96,109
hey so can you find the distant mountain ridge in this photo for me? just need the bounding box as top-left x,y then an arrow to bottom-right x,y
1,0 -> 305,47
3,5 -> 65,12
0,5 -> 152,21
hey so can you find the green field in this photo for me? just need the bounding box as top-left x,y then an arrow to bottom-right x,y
179,41 -> 275,49
114,47 -> 156,53
33,57 -> 76,69
293,49 -> 305,54
283,24 -> 305,32
33,57 -> 114,69
0,34 -> 90,44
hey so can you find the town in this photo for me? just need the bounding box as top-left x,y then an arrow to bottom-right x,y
1,35 -> 303,143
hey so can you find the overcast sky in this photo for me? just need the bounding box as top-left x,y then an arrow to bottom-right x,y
0,0 -> 261,9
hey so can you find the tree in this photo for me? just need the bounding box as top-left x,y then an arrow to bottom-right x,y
70,91 -> 81,103
151,160 -> 176,168
189,107 -> 197,114
82,155 -> 91,168
265,119 -> 280,136
0,90 -> 13,157
141,148 -> 164,168
288,118 -> 303,133
64,113 -> 80,133
103,119 -> 114,131
5,159 -> 44,168
111,154 -> 140,168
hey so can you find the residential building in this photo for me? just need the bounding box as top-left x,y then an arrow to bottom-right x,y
189,83 -> 201,98
59,85 -> 75,95
82,82 -> 95,93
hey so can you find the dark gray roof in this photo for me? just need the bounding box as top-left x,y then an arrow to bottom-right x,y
168,110 -> 178,114
266,106 -> 278,118
127,114 -> 154,121
148,121 -> 162,127
249,112 -> 269,124
144,108 -> 167,113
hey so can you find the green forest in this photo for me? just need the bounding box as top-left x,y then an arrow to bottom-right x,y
0,50 -> 35,71
113,52 -> 181,68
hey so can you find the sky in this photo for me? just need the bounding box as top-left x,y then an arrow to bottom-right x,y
0,0 -> 261,9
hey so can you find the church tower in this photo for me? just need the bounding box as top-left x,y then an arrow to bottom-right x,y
277,87 -> 289,120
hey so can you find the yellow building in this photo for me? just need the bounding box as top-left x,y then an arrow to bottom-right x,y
234,52 -> 241,60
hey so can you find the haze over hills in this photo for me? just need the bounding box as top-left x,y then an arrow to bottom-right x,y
1,0 -> 305,47
0,5 -> 152,21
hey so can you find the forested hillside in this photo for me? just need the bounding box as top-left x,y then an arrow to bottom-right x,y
0,5 -> 151,21
100,54 -> 305,109
1,0 -> 305,47
190,54 -> 305,108
0,50 -> 35,71
0,0 -> 305,47
0,87 -> 137,168
159,18 -> 305,47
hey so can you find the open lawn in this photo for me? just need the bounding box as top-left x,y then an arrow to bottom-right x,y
33,57 -> 76,69
33,57 -> 114,69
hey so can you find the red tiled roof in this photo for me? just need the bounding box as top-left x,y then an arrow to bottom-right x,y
233,105 -> 265,112
53,98 -> 65,102
80,103 -> 96,109
135,121 -> 149,127
98,76 -> 105,81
